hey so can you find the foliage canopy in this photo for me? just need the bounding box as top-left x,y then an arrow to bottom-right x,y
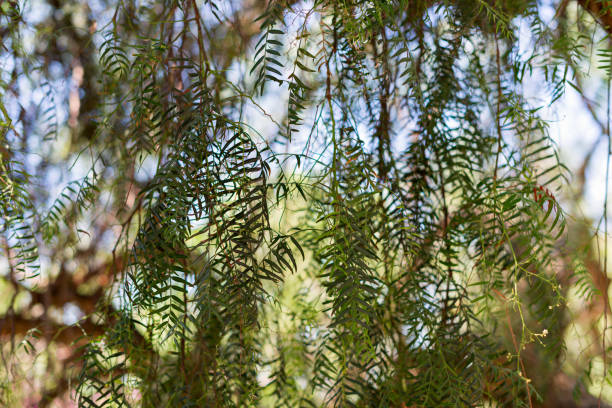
1,0 -> 612,407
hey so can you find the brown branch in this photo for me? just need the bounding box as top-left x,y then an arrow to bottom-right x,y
578,0 -> 612,35
0,315 -> 103,345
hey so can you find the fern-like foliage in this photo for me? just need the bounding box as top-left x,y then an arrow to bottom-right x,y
3,0 -> 612,407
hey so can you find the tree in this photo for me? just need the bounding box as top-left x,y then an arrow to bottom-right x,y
1,0 -> 612,406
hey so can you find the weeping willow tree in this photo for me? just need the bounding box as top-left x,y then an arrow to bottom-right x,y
1,0 -> 612,407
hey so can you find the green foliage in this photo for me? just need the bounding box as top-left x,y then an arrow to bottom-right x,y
1,0 -> 612,407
